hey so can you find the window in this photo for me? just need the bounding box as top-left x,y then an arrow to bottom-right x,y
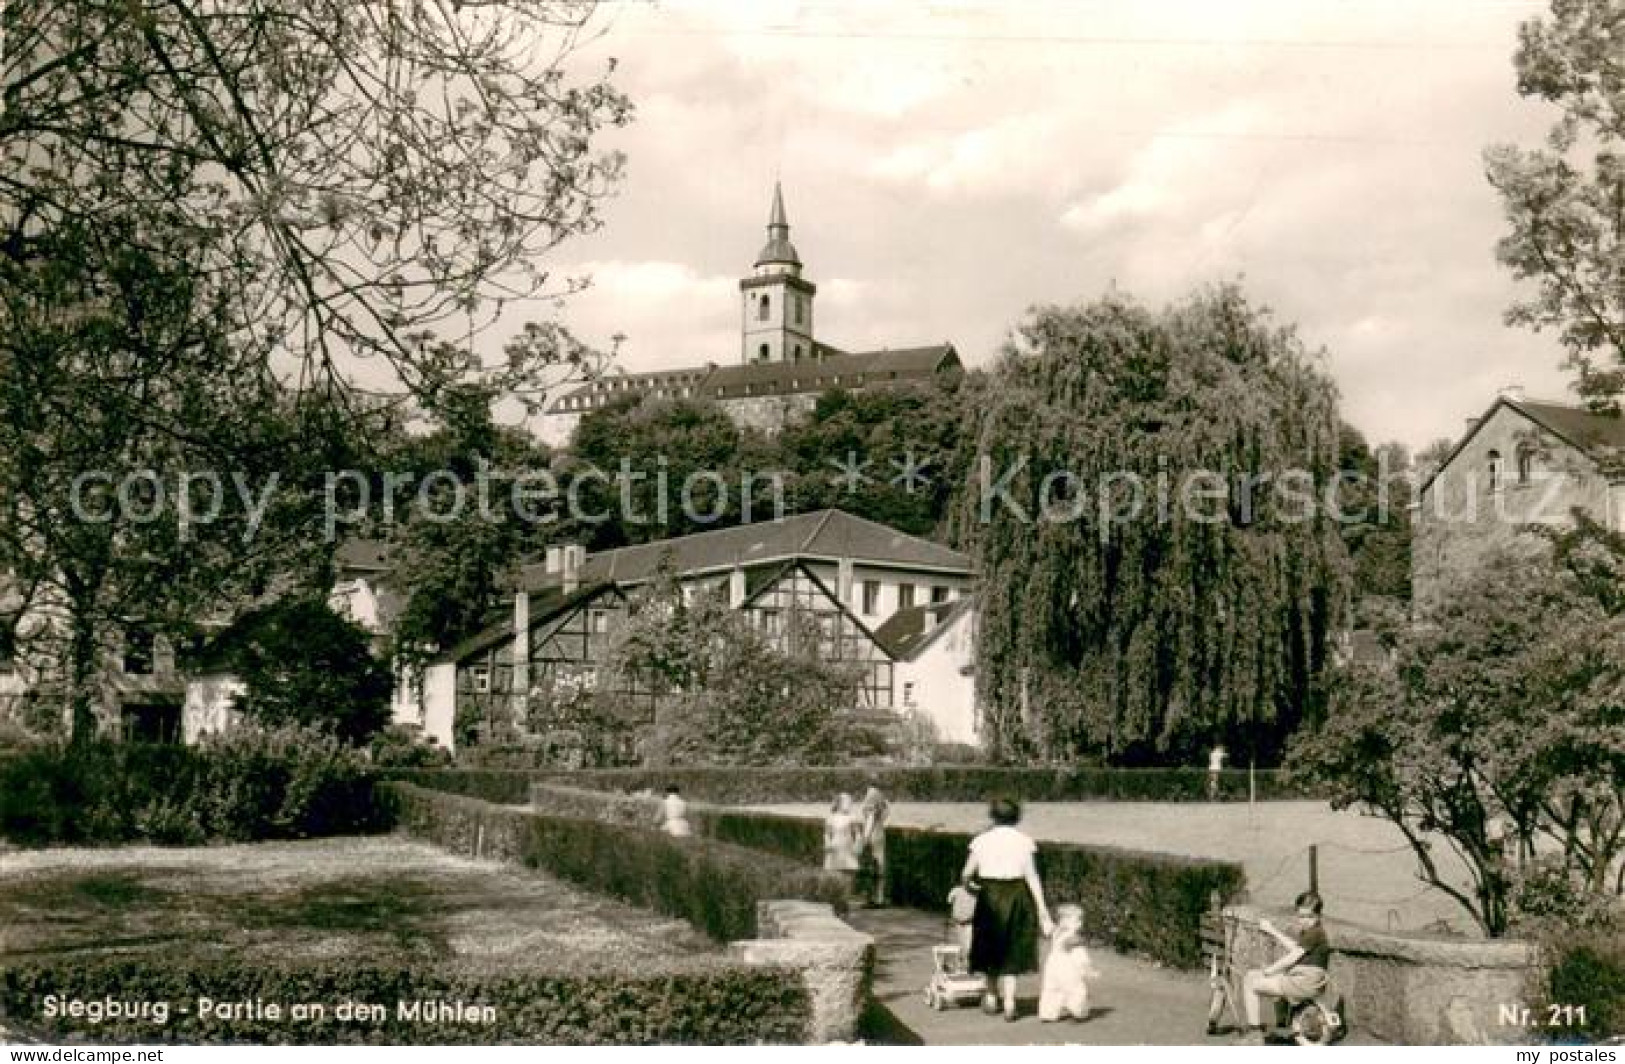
793,295 -> 803,324
472,665 -> 491,693
794,345 -> 803,361
903,681 -> 917,708
1516,444 -> 1535,485
1487,449 -> 1503,493
862,580 -> 880,615
758,344 -> 769,362
931,585 -> 950,603
757,294 -> 770,321
898,583 -> 915,610
123,628 -> 155,676
592,611 -> 608,634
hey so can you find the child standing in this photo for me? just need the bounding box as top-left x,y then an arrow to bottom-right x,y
1038,904 -> 1100,1022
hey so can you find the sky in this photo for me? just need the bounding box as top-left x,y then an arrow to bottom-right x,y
523,0 -> 1579,453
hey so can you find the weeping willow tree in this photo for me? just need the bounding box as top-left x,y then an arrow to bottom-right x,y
953,286 -> 1352,765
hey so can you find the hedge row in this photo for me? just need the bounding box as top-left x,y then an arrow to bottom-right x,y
382,782 -> 850,944
0,729 -> 383,846
530,782 -> 1245,970
382,768 -> 536,805
527,766 -> 1311,803
0,953 -> 808,1045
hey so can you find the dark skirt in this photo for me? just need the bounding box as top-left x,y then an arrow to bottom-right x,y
968,877 -> 1039,977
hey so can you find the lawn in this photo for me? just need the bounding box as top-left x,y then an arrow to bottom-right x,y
0,836 -> 714,969
754,800 -> 1482,936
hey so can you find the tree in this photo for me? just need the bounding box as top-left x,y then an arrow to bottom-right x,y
2,0 -> 630,414
211,598 -> 394,744
952,286 -> 1351,765
0,209 -> 348,741
1485,0 -> 1625,409
1290,521 -> 1625,936
1336,425 -> 1413,605
601,569 -> 870,766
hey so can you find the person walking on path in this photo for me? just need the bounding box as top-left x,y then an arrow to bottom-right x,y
660,785 -> 692,838
858,785 -> 891,907
823,793 -> 862,884
1207,744 -> 1228,800
961,796 -> 1054,1022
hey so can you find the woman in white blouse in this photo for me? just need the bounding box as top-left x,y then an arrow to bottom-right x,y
961,796 -> 1054,1021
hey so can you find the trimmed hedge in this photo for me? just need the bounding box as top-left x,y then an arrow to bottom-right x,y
1540,930 -> 1625,1041
531,782 -> 1245,970
382,782 -> 850,944
382,768 -> 536,805
0,953 -> 808,1045
0,729 -> 383,846
527,765 -> 1312,803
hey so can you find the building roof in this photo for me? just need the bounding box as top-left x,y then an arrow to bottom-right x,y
756,181 -> 802,268
706,344 -> 958,398
437,583 -> 619,665
1421,396 -> 1625,496
333,538 -> 393,575
520,510 -> 973,591
872,597 -> 975,661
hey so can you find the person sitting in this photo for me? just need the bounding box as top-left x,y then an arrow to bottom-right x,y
1238,891 -> 1331,1044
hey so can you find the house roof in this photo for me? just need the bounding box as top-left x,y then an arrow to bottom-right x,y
437,582 -> 619,665
333,538 -> 393,574
872,597 -> 975,661
521,510 -> 973,590
1420,396 -> 1625,496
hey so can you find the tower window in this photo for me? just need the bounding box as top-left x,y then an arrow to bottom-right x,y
758,343 -> 769,362
794,296 -> 803,325
794,344 -> 803,361
757,294 -> 770,321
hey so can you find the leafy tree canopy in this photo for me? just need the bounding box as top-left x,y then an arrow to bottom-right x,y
1485,0 -> 1625,409
952,285 -> 1351,765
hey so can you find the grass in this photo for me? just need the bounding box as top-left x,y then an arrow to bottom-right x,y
0,836 -> 714,970
753,800 -> 1482,936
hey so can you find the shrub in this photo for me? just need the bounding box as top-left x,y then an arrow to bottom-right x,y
529,782 -> 1244,970
382,783 -> 850,944
525,765 -> 1311,803
0,727 -> 383,846
1538,930 -> 1625,1042
0,953 -> 809,1045
369,726 -> 454,769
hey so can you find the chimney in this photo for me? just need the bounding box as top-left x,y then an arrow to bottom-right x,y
561,544 -> 584,595
729,565 -> 746,608
512,591 -> 531,702
836,557 -> 854,606
1499,384 -> 1526,403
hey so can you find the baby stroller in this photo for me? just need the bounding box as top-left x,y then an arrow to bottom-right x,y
924,885 -> 986,1011
925,942 -> 987,1011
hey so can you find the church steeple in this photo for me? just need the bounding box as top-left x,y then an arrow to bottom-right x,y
740,182 -> 816,364
755,181 -> 802,272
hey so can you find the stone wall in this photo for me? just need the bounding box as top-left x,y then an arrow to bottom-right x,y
731,899 -> 875,1044
1226,904 -> 1539,1045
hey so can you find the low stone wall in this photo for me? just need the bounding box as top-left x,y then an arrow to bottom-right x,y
1227,904 -> 1540,1045
731,900 -> 875,1044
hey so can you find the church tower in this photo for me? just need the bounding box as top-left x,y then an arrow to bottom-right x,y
739,182 -> 817,364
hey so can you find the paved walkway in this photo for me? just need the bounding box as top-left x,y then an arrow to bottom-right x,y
847,906 -> 1224,1046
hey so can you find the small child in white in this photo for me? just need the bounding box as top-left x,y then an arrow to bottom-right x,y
1039,904 -> 1100,1022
